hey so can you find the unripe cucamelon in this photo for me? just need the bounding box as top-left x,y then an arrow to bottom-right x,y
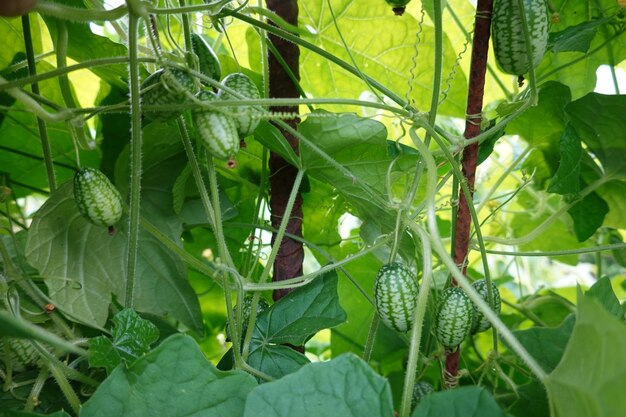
192,90 -> 240,161
226,295 -> 270,342
435,287 -> 473,349
0,337 -> 39,371
385,0 -> 411,15
492,0 -> 549,76
74,167 -> 123,228
412,380 -> 434,407
218,72 -> 261,137
191,33 -> 221,83
374,262 -> 418,333
470,279 -> 501,334
141,67 -> 196,122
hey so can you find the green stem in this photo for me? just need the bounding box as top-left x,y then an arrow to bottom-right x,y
483,177 -> 611,246
47,360 -> 81,414
24,368 -> 49,411
22,14 -> 57,192
206,155 -> 234,267
243,233 -> 394,291
256,170 -> 305,285
177,118 -> 216,228
124,11 -> 143,308
362,314 -> 379,363
484,243 -> 626,257
399,223 -> 433,417
516,0 -> 539,105
140,216 -> 219,282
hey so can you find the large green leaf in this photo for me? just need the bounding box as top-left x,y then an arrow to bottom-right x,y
299,111 -> 421,248
24,181 -> 202,330
411,386 -> 507,417
299,0 -> 467,116
243,353 -> 394,417
80,334 -> 257,417
252,269 -> 347,346
511,314 -> 575,373
566,92 -> 626,179
545,296 -> 626,417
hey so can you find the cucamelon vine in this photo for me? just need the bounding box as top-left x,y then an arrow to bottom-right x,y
374,262 -> 418,333
492,0 -> 549,76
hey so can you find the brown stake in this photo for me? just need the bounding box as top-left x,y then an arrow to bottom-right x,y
266,0 -> 304,303
446,0 -> 494,388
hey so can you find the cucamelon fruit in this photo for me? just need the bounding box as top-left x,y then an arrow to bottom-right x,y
374,262 -> 418,333
470,279 -> 501,334
492,0 -> 549,76
141,67 -> 196,122
192,90 -> 240,161
435,287 -> 473,349
191,33 -> 221,83
74,167 -> 123,228
217,72 -> 261,138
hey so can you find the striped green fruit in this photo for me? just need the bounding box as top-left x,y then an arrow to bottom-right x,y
191,33 -> 221,83
141,67 -> 196,122
192,90 -> 240,161
374,262 -> 418,333
435,287 -> 472,349
470,279 -> 501,334
492,0 -> 549,75
226,295 -> 270,343
0,337 -> 39,371
218,72 -> 261,137
74,167 -> 123,228
412,380 -> 434,407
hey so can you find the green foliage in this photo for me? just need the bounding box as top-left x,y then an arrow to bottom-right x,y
411,386 -> 508,417
545,296 -> 626,417
0,0 -> 625,415
80,334 -> 257,417
88,309 -> 159,374
243,353 -> 394,417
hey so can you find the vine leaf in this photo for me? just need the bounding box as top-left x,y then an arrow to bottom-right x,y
511,314 -> 575,373
298,0 -> 467,116
412,386 -> 507,417
243,270 -> 346,379
566,190 -> 609,242
566,92 -> 626,179
252,269 -> 347,346
81,334 -> 256,417
24,181 -> 202,330
547,125 -> 582,194
243,353 -> 394,417
548,18 -> 610,53
545,296 -> 626,417
88,309 -> 160,374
